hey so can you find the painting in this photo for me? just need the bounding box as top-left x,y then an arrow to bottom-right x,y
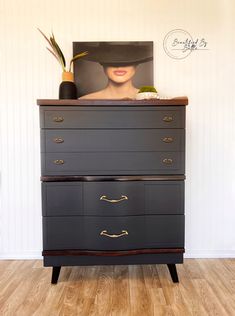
73,41 -> 153,99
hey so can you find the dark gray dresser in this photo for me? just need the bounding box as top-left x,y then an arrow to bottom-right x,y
38,97 -> 187,284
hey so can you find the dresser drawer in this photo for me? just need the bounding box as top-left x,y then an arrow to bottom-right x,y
40,106 -> 185,129
41,129 -> 185,153
42,181 -> 184,216
43,215 -> 185,250
41,152 -> 185,175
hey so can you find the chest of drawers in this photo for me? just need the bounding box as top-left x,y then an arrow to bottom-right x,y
38,98 -> 187,284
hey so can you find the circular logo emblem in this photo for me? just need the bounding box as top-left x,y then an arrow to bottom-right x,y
163,29 -> 193,59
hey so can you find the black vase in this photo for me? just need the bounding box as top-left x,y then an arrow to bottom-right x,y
59,81 -> 77,99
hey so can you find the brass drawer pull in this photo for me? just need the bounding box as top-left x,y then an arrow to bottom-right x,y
100,195 -> 128,203
163,116 -> 173,122
162,158 -> 173,165
53,137 -> 64,143
53,159 -> 64,165
100,230 -> 128,238
162,137 -> 173,143
53,116 -> 64,123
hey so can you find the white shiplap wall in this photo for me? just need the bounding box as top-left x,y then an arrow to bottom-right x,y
0,0 -> 235,259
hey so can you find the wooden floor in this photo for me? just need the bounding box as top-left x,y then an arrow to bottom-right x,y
0,259 -> 235,315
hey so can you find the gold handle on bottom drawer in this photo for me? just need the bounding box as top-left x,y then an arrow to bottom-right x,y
100,195 -> 128,203
100,230 -> 129,238
53,159 -> 64,165
162,158 -> 173,165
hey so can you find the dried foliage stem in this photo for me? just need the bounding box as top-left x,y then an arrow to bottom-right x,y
38,28 -> 88,73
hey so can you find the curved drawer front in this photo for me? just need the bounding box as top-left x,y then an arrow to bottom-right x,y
41,129 -> 184,153
42,181 -> 184,216
40,107 -> 185,129
43,215 -> 185,250
42,152 -> 184,175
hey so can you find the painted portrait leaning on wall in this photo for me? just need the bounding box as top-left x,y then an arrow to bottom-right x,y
73,41 -> 153,99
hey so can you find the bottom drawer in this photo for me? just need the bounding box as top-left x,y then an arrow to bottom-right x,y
43,215 -> 184,250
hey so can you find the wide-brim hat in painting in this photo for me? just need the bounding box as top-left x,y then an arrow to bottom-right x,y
81,42 -> 153,66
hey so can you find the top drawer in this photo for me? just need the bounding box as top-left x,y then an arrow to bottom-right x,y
40,106 -> 185,129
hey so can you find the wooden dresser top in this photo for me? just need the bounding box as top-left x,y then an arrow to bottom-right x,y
37,96 -> 188,106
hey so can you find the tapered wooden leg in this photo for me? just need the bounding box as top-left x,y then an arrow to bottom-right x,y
51,266 -> 61,284
167,264 -> 179,283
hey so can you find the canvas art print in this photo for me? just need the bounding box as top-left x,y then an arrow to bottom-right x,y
73,41 -> 153,99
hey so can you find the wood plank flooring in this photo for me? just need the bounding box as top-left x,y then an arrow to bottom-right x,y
0,259 -> 235,316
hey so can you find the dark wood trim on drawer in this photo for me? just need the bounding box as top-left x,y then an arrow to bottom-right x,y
37,97 -> 188,106
42,248 -> 185,257
41,175 -> 186,182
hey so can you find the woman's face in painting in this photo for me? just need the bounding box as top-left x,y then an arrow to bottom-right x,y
103,65 -> 137,84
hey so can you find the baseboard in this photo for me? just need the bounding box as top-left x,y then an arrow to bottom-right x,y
0,250 -> 235,260
0,252 -> 43,260
184,250 -> 235,258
